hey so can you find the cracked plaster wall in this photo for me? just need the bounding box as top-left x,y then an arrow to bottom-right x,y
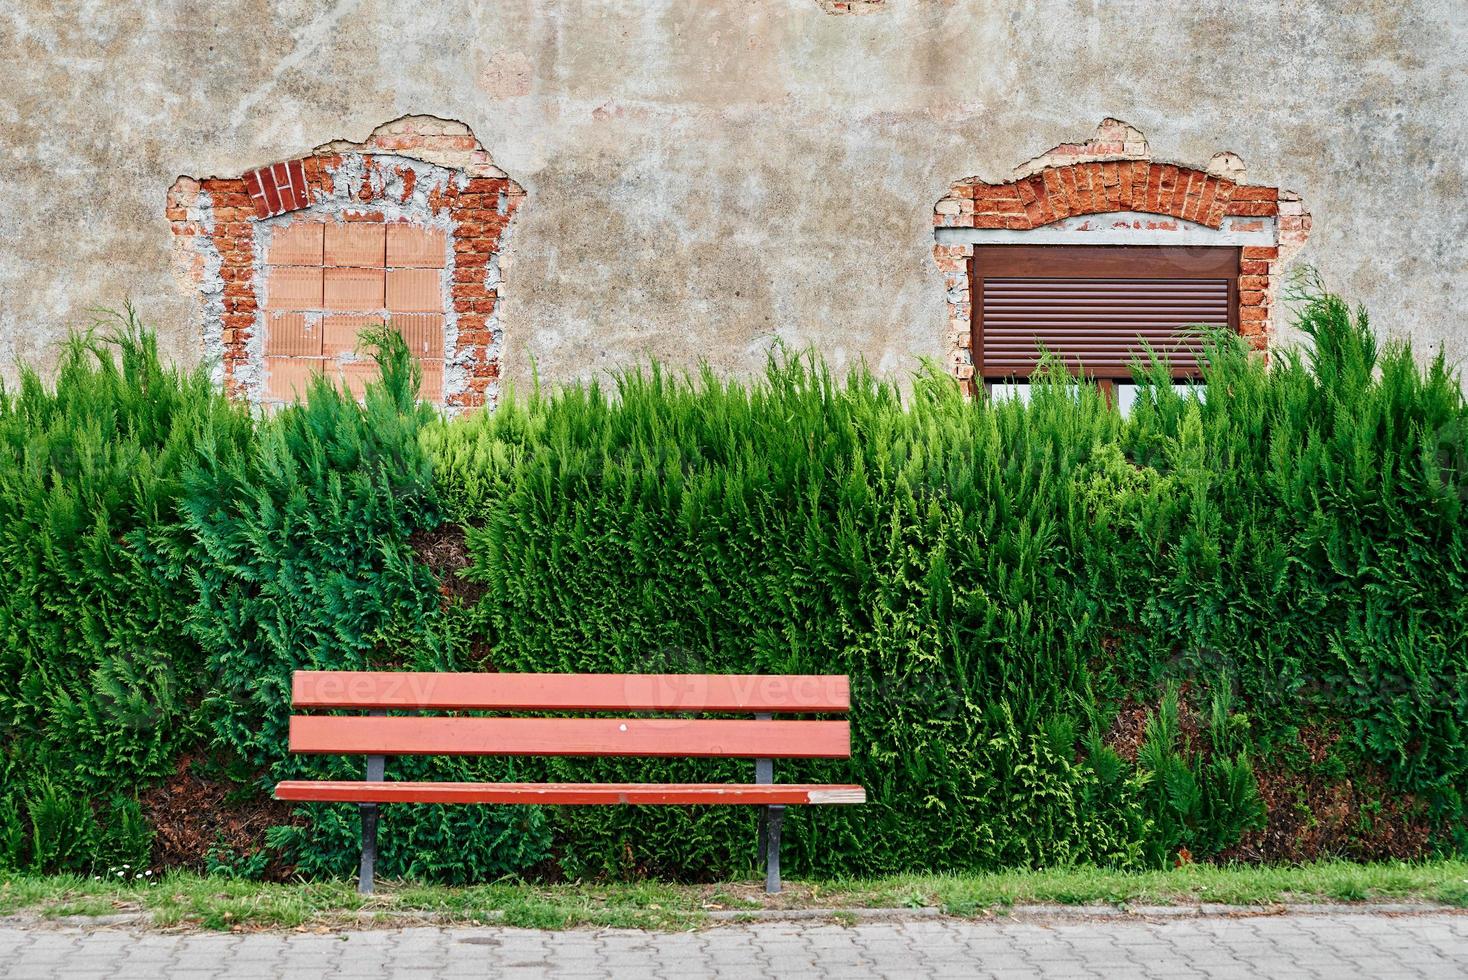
1,0 -> 1465,390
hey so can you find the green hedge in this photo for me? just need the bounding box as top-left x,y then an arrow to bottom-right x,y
427,286 -> 1467,878
0,288 -> 1464,881
0,315 -> 251,871
0,317 -> 546,881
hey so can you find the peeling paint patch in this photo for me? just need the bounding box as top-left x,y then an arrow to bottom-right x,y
166,179 -> 226,388
815,0 -> 886,12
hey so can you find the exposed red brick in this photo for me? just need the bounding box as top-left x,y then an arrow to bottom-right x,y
1173,171 -> 1197,220
287,159 -> 310,210
1141,165 -> 1163,213
1077,163 -> 1102,213
451,281 -> 491,301
1197,178 -> 1220,224
1058,167 -> 1082,213
1099,162 -> 1122,211
1157,165 -> 1180,215
1116,162 -> 1135,209
1177,169 -> 1202,217
259,168 -> 282,215
1225,200 -> 1280,217
1042,169 -> 1070,219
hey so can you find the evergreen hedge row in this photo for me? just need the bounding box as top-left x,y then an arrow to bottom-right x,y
0,288 -> 1464,882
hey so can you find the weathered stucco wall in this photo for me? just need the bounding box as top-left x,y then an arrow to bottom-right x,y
1,0 -> 1465,391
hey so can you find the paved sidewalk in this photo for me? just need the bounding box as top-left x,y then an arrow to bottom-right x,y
2,911 -> 1467,978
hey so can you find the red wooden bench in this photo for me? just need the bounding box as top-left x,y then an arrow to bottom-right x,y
274,671 -> 865,894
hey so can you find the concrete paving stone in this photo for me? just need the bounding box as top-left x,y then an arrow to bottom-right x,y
438,964 -> 506,976
760,961 -> 825,977
498,935 -> 553,949
866,948 -> 935,966
52,956 -> 135,972
644,932 -> 703,947
593,950 -> 663,962
959,954 -> 1039,972
2,912 -> 1467,978
545,957 -> 609,971
226,943 -> 283,959
339,932 -> 400,946
23,936 -> 81,950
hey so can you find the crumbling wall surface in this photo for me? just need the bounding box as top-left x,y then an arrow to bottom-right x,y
1,0 -> 1465,389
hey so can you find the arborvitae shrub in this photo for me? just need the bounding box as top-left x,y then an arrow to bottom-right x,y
1,287 -> 1463,880
0,308 -> 250,872
174,326 -> 550,882
0,319 -> 549,880
425,284 -> 1468,877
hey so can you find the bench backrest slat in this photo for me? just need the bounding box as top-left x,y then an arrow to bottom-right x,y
292,671 -> 850,714
289,715 -> 851,759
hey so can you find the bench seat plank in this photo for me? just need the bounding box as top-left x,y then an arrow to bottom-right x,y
275,781 -> 866,805
293,671 -> 850,713
290,715 -> 851,759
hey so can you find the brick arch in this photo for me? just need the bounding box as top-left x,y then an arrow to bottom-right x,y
931,119 -> 1310,386
954,161 -> 1279,232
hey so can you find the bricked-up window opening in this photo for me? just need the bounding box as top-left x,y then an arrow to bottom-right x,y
933,119 -> 1310,394
262,220 -> 446,402
971,245 -> 1239,401
167,116 -> 523,411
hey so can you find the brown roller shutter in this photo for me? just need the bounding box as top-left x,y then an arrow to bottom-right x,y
971,245 -> 1241,382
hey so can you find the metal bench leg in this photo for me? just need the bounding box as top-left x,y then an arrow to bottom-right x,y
754,713 -> 774,879
358,803 -> 379,895
764,805 -> 785,894
359,746 -> 386,895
